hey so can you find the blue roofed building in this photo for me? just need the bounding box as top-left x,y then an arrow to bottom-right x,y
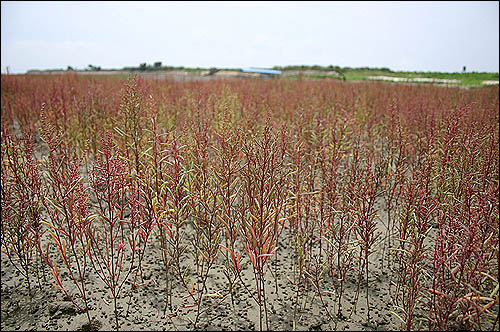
240,68 -> 281,78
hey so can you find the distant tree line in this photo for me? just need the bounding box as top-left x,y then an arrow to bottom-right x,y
123,62 -> 209,72
85,64 -> 101,71
271,65 -> 393,74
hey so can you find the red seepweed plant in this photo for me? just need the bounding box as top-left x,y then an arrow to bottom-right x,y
177,118 -> 228,328
347,140 -> 385,320
238,125 -> 291,331
154,128 -> 191,314
123,114 -> 166,317
393,165 -> 438,330
87,130 -> 139,330
320,132 -> 355,319
38,110 -> 96,327
287,133 -> 325,330
212,123 -> 244,308
1,125 -> 46,297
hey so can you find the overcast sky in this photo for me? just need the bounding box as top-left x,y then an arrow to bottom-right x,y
1,1 -> 499,74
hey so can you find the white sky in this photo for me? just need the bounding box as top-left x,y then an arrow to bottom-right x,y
1,1 -> 499,74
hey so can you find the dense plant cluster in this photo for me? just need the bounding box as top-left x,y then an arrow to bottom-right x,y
1,73 -> 498,331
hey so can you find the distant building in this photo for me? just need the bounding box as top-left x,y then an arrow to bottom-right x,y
240,68 -> 282,78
